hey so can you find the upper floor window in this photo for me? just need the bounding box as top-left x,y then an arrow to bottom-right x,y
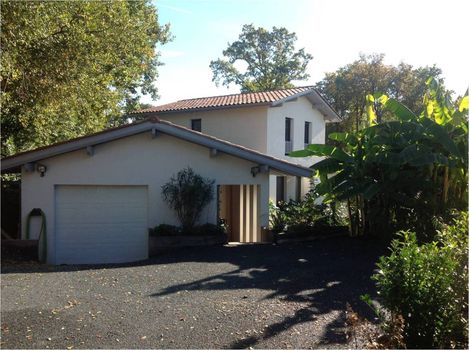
285,117 -> 293,155
191,119 -> 201,132
304,121 -> 311,147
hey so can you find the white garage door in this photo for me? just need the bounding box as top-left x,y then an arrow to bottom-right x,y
55,185 -> 148,264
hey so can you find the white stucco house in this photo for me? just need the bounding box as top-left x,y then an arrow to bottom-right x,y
1,86 -> 340,265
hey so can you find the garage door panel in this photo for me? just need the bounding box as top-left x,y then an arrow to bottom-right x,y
57,226 -> 145,242
57,222 -> 146,233
57,244 -> 146,264
58,213 -> 146,229
55,185 -> 148,264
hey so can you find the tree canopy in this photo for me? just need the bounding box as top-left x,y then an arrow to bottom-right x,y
210,24 -> 312,93
1,0 -> 169,156
315,54 -> 445,132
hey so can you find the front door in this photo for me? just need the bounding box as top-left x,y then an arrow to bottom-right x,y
218,185 -> 261,242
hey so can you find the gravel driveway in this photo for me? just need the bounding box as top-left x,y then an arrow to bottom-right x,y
1,237 -> 385,349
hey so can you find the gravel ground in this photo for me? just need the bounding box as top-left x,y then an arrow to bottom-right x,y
1,237 -> 386,349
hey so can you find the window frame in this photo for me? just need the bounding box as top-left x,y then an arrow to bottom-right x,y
191,118 -> 202,132
285,117 -> 292,142
285,117 -> 293,155
276,176 -> 286,204
304,121 -> 311,146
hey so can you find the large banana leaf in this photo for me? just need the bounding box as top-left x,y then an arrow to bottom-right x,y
373,152 -> 402,165
384,98 -> 416,121
289,144 -> 334,157
311,158 -> 343,173
421,118 -> 461,157
326,170 -> 349,189
328,132 -> 358,145
288,149 -> 316,157
409,153 -> 449,167
362,183 -> 382,200
290,144 -> 353,162
458,95 -> 469,112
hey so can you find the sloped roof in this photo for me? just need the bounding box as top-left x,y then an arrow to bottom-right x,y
132,86 -> 341,121
1,118 -> 314,178
136,87 -> 313,113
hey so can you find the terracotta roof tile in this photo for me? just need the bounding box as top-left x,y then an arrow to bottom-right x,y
134,86 -> 315,114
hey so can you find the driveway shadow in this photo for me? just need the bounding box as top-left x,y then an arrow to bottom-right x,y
2,236 -> 387,348
149,237 -> 387,348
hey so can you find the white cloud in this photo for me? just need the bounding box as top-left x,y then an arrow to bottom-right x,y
160,50 -> 186,59
158,3 -> 192,15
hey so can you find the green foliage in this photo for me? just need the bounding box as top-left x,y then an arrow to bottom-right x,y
279,196 -> 317,226
269,192 -> 348,234
268,200 -> 288,234
150,224 -> 181,236
151,223 -> 226,236
210,24 -> 312,92
372,212 -> 468,348
290,79 -> 468,239
315,53 -> 444,133
1,0 -> 170,156
161,168 -> 215,232
284,223 -> 315,237
192,223 -> 227,236
359,294 -> 406,349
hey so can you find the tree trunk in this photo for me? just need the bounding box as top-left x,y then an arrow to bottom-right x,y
347,199 -> 354,236
359,195 -> 366,236
355,195 -> 362,236
442,166 -> 449,205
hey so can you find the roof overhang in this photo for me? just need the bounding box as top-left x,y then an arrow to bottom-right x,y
1,119 -> 314,178
271,88 -> 341,122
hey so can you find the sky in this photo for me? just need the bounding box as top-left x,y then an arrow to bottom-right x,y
147,0 -> 469,105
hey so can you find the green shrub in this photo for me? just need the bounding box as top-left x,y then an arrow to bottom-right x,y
268,192 -> 348,234
281,198 -> 315,226
151,223 -> 227,236
285,223 -> 314,237
373,211 -> 468,348
192,223 -> 226,236
161,167 -> 214,232
151,224 -> 181,236
269,200 -> 287,233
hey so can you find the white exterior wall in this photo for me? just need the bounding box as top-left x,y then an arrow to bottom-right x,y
158,106 -> 268,153
267,97 -> 326,201
301,177 -> 312,197
267,96 -> 325,167
21,132 -> 270,264
160,98 -> 327,204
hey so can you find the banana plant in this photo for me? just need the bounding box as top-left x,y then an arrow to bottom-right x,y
290,79 -> 468,239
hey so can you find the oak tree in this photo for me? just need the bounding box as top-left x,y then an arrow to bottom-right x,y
1,0 -> 170,156
315,54 -> 444,132
210,24 -> 312,93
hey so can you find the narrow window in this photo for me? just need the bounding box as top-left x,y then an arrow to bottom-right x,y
296,176 -> 302,201
276,176 -> 285,204
285,118 -> 293,154
285,118 -> 292,141
191,119 -> 202,132
304,121 -> 311,146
